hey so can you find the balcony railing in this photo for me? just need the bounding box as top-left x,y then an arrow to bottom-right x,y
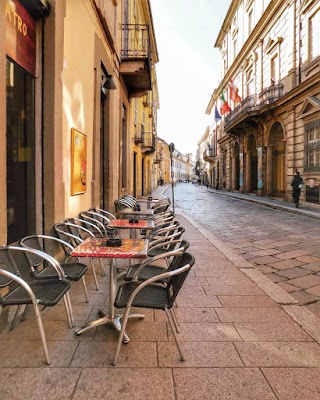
120,24 -> 150,59
142,132 -> 155,153
224,84 -> 284,129
134,125 -> 144,144
119,24 -> 152,96
203,148 -> 216,161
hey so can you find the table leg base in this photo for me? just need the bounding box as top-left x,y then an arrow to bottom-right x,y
75,309 -> 131,343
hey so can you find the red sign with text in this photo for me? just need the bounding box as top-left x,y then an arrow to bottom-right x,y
6,0 -> 36,76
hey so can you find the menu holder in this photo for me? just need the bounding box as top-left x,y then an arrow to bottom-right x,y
129,219 -> 139,224
106,238 -> 122,247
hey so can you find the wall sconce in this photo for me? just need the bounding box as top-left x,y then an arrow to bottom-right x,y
102,74 -> 117,90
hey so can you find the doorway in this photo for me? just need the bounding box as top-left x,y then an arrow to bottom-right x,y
6,59 -> 35,243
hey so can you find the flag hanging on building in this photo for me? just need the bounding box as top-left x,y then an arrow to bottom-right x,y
220,90 -> 231,115
214,105 -> 221,121
229,79 -> 242,103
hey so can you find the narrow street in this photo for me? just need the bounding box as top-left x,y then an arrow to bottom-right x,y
169,183 -> 320,319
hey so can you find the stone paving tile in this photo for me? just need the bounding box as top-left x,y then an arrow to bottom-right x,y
265,273 -> 288,283
277,281 -> 301,293
158,342 -> 244,367
302,262 -> 320,272
249,249 -> 282,257
296,255 -> 320,263
73,368 -> 175,400
306,285 -> 320,296
250,255 -> 280,265
276,267 -> 314,280
235,342 -> 320,367
168,322 -> 242,342
290,290 -> 320,305
205,276 -> 256,286
154,307 -> 220,323
234,322 -> 313,341
287,274 -> 320,289
255,265 -> 277,274
267,259 -> 304,270
217,295 -> 279,308
0,368 -> 81,400
262,368 -> 320,400
275,249 -> 311,260
70,341 -> 157,367
216,308 -> 294,323
305,302 -> 320,319
0,339 -> 78,367
173,368 -> 277,400
204,285 -> 265,296
175,294 -> 222,308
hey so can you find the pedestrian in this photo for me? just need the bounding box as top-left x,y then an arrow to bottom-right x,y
206,180 -> 209,189
291,171 -> 303,208
159,178 -> 164,186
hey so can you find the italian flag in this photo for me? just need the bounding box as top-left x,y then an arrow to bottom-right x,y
220,90 -> 231,115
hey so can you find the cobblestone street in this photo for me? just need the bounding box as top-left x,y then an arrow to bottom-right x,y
171,183 -> 320,319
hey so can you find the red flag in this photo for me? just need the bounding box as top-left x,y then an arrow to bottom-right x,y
220,90 -> 231,115
229,79 -> 242,103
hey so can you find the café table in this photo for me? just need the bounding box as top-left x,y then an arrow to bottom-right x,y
71,237 -> 148,341
108,218 -> 155,239
117,207 -> 154,221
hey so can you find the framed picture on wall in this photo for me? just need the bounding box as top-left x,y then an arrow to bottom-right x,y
71,128 -> 87,195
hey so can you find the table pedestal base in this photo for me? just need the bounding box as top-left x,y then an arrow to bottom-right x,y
75,309 -> 144,343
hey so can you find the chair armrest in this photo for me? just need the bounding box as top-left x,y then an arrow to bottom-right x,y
120,263 -> 192,309
1,246 -> 66,279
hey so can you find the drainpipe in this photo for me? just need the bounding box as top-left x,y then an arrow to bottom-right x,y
41,15 -> 45,234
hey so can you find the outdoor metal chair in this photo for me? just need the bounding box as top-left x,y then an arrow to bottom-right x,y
20,235 -> 89,302
148,227 -> 186,258
81,210 -> 119,238
112,252 -> 195,366
54,222 -> 101,289
0,246 -> 74,365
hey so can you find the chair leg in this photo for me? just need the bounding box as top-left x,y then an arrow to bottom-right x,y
165,308 -> 185,361
33,302 -> 51,365
10,304 -> 23,330
99,258 -> 106,276
63,292 -> 75,328
112,306 -> 131,366
81,276 -> 89,302
170,307 -> 180,333
89,258 -> 99,290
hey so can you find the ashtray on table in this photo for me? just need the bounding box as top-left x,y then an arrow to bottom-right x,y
105,239 -> 122,247
129,219 -> 139,224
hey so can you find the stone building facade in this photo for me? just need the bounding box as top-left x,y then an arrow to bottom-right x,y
206,0 -> 320,207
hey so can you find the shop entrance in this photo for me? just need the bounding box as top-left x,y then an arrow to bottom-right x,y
6,59 -> 35,243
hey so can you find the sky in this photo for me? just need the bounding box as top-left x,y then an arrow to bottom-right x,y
150,0 -> 232,158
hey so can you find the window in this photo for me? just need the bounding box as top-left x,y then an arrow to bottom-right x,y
246,70 -> 254,96
310,9 -> 320,61
270,54 -> 279,84
305,120 -> 320,171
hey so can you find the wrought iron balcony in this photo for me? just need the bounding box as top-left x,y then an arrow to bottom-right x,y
134,124 -> 144,144
203,148 -> 216,161
224,84 -> 284,130
153,152 -> 163,164
119,24 -> 152,97
142,132 -> 155,154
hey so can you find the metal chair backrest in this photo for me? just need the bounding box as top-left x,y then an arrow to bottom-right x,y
166,252 -> 195,308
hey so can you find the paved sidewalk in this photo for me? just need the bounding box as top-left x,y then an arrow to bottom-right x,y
1,191 -> 320,398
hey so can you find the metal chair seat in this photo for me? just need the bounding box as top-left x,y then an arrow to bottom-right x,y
115,281 -> 169,309
1,278 -> 70,307
35,261 -> 87,281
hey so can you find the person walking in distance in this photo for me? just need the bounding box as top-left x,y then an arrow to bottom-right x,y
291,171 -> 303,208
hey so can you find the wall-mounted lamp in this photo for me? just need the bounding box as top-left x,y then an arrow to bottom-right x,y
102,74 -> 117,90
